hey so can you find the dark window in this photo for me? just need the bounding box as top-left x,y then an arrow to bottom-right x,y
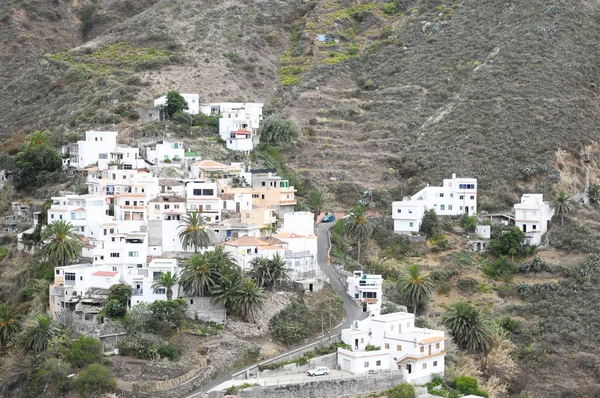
65,273 -> 75,281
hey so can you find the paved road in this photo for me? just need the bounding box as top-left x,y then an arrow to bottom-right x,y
210,369 -> 353,392
185,222 -> 366,397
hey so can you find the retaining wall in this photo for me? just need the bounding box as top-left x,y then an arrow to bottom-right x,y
208,371 -> 405,398
259,353 -> 337,377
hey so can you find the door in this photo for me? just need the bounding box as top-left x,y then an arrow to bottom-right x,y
355,339 -> 359,350
406,364 -> 412,374
236,202 -> 240,213
523,224 -> 527,232
342,359 -> 351,371
362,303 -> 367,312
309,283 -> 313,292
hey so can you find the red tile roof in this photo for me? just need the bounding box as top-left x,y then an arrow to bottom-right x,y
92,271 -> 118,277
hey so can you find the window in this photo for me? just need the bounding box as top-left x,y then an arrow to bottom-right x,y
450,193 -> 454,198
261,194 -> 265,200
262,181 -> 266,186
459,184 -> 475,189
397,209 -> 401,213
533,225 -> 537,230
470,195 -> 475,200
110,253 -> 119,258
129,251 -> 139,257
190,299 -> 194,305
360,338 -> 364,343
164,204 -> 170,209
362,291 -> 377,298
422,363 -> 427,369
155,288 -> 166,295
155,205 -> 160,209
408,209 -> 412,214
396,345 -> 402,351
459,206 -> 463,211
440,205 -> 445,210
385,343 -> 390,349
245,213 -> 250,219
448,205 -> 452,210
376,360 -> 381,366
56,270 -> 60,275
459,195 -> 464,200
433,361 -> 438,367
420,346 -> 425,353
435,343 -> 440,349
112,267 -> 117,272
124,164 -> 132,170
390,325 -> 394,331
439,193 -> 444,197
65,273 -> 75,281
407,322 -> 411,328
409,222 -> 414,227
153,271 -> 161,280
125,201 -> 130,205
364,362 -> 369,368
99,153 -> 108,159
252,194 -> 259,198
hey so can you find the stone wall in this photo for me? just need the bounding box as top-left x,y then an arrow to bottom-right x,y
208,370 -> 405,398
259,353 -> 337,378
185,297 -> 227,323
121,364 -> 215,398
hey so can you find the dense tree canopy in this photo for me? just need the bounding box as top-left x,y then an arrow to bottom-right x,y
165,91 -> 188,118
9,130 -> 63,190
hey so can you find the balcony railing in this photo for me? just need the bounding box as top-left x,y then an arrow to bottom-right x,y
132,289 -> 143,296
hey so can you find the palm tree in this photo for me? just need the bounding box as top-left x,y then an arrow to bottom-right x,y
397,264 -> 434,315
587,184 -> 600,207
442,301 -> 492,354
151,271 -> 179,300
211,273 -> 242,314
250,254 -> 291,290
180,253 -> 216,297
552,188 -> 574,226
41,220 -> 83,266
204,246 -> 238,283
343,205 -> 375,267
178,212 -> 212,253
20,314 -> 60,354
0,303 -> 21,347
234,278 -> 265,321
305,190 -> 329,228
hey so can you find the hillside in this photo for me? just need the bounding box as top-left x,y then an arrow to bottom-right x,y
2,0 -> 600,208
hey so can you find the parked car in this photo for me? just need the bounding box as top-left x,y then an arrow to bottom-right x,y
321,214 -> 335,223
307,366 -> 329,376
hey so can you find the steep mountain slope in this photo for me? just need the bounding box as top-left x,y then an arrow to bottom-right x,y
2,0 -> 600,204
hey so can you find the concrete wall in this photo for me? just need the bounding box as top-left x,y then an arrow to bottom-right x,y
259,353 -> 337,378
208,370 -> 405,398
183,296 -> 226,324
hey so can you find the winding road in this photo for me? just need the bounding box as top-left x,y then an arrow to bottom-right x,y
185,222 -> 366,397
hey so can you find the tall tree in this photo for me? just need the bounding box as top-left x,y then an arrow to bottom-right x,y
178,211 -> 212,253
165,91 -> 188,118
442,301 -> 492,354
250,253 -> 290,290
211,272 -> 242,314
305,189 -> 329,228
151,271 -> 179,300
397,264 -> 434,315
419,209 -> 440,238
552,188 -> 574,226
20,314 -> 60,354
10,130 -> 63,190
180,254 -> 215,297
344,205 -> 374,267
234,278 -> 265,321
0,303 -> 21,347
259,114 -> 299,147
41,220 -> 83,266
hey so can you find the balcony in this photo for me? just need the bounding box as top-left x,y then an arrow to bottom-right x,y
132,289 -> 143,296
279,199 -> 297,205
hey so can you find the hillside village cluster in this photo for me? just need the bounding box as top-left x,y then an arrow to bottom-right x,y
4,94 -> 554,390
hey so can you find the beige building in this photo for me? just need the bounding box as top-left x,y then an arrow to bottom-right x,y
240,207 -> 277,228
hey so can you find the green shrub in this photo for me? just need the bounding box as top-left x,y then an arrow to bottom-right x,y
259,114 -> 299,147
483,256 -> 517,280
519,256 -> 553,273
365,344 -> 381,351
497,316 -> 521,334
414,317 -> 431,328
430,233 -> 450,252
549,222 -> 600,253
76,364 -> 116,398
455,375 -> 478,394
66,335 -> 103,368
460,214 -> 477,231
437,281 -> 452,295
457,277 -> 478,295
420,209 -> 439,237
387,382 -> 415,398
156,344 -> 181,361
489,227 -> 525,258
496,283 -> 516,298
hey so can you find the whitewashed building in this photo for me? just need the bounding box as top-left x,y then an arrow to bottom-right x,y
337,312 -> 446,384
222,129 -> 256,153
281,211 -> 315,235
346,271 -> 383,316
514,194 -> 554,246
393,174 -> 477,233
222,236 -> 285,271
69,131 -> 118,170
154,93 -> 200,115
202,102 -> 263,133
48,195 -> 107,238
146,141 -> 185,165
185,181 -> 222,223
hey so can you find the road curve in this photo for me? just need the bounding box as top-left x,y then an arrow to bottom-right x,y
185,222 -> 366,397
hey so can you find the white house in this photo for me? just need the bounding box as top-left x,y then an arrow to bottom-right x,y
201,102 -> 263,133
514,194 -> 554,246
185,181 -> 222,223
48,195 -> 107,238
154,93 -> 200,115
222,129 -> 256,153
69,131 -> 118,170
281,211 -> 315,235
222,236 -> 285,271
148,195 -> 186,221
393,174 -> 477,233
146,141 -> 185,165
337,312 -> 446,384
346,271 -> 383,316
273,231 -> 320,280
